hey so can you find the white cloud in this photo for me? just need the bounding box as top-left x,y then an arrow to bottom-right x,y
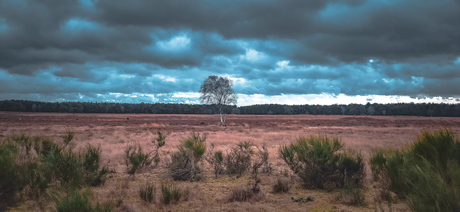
119,74 -> 136,79
223,75 -> 247,86
153,74 -> 176,82
276,60 -> 290,68
236,93 -> 459,106
172,92 -> 200,98
241,49 -> 267,62
158,34 -> 191,50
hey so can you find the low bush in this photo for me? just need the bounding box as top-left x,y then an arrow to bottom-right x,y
337,183 -> 365,206
0,132 -> 109,210
370,129 -> 460,212
0,138 -> 31,210
252,144 -> 272,177
124,144 -> 152,176
227,178 -> 264,202
138,183 -> 155,204
124,131 -> 166,176
205,143 -> 224,178
54,189 -> 114,212
206,141 -> 272,179
279,135 -> 364,190
150,131 -> 166,166
42,145 -> 85,188
224,141 -> 253,178
62,128 -> 75,147
272,178 -> 290,193
169,132 -> 206,181
82,145 -> 109,186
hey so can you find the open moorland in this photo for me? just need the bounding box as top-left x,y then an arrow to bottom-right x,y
1,112 -> 460,211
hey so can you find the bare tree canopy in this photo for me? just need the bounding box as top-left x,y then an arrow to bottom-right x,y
199,75 -> 237,126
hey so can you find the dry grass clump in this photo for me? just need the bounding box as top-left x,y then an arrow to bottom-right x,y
227,178 -> 265,203
336,183 -> 366,206
272,178 -> 291,193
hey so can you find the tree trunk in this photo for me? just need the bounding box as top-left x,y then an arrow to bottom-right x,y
219,106 -> 226,126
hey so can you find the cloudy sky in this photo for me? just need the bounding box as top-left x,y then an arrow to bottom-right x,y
1,0 -> 459,106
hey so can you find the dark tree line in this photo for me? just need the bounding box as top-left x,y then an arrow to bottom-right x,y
0,100 -> 234,114
238,102 -> 460,117
0,100 -> 459,117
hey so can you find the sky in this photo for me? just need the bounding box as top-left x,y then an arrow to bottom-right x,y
0,0 -> 459,106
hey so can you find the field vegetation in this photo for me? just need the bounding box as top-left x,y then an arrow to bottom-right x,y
1,112 -> 460,211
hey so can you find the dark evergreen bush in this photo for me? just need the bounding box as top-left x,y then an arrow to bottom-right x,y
279,135 -> 364,190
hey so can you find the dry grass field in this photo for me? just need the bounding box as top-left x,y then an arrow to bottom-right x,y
1,112 -> 460,211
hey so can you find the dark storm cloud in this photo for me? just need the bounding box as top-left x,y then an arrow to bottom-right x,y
0,0 -> 459,104
92,0 -> 460,63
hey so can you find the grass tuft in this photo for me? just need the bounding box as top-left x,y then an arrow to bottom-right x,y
138,183 -> 155,204
160,183 -> 188,205
54,189 -> 114,212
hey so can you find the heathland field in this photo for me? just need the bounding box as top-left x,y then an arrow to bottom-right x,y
1,112 -> 460,211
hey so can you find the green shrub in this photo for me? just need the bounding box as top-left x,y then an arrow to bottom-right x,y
160,183 -> 188,205
54,189 -> 113,212
124,144 -> 152,176
205,143 -> 224,178
279,135 -> 364,190
252,144 -> 272,177
169,132 -> 206,181
42,142 -> 110,189
224,141 -> 253,178
82,145 -> 109,186
370,129 -> 460,212
0,132 -> 109,210
44,146 -> 84,188
138,183 -> 155,203
0,139 -> 31,210
150,131 -> 166,166
62,128 -> 75,147
12,133 -> 33,155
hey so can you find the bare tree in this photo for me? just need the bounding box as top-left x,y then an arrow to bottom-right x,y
199,75 -> 237,126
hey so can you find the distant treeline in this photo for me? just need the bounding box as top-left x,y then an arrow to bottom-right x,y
0,100 -> 459,117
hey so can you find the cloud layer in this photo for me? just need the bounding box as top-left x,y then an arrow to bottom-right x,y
1,0 -> 459,105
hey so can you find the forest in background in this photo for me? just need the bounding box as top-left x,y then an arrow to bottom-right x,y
0,99 -> 459,117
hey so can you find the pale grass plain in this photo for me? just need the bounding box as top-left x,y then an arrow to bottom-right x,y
1,112 -> 460,211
